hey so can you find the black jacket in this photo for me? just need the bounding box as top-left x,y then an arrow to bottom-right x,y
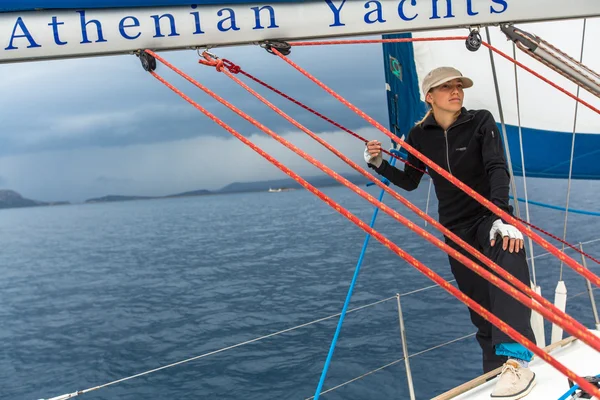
370,108 -> 512,230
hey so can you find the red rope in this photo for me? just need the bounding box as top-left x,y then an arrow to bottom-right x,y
239,69 -> 418,166
291,36 -> 468,46
212,57 -> 600,267
197,52 -> 600,356
481,41 -> 600,116
145,51 -> 600,398
288,37 -> 600,116
269,47 -> 600,291
203,58 -> 428,175
520,220 -> 600,265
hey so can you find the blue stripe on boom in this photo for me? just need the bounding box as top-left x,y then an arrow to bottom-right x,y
1,0 -> 307,12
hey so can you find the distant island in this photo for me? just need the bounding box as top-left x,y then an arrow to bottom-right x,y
85,195 -> 156,203
0,190 -> 69,209
0,173 -> 372,210
218,173 -> 370,194
85,189 -> 212,203
85,174 -> 369,203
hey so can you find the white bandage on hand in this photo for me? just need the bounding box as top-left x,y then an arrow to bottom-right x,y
364,146 -> 383,168
489,219 -> 524,249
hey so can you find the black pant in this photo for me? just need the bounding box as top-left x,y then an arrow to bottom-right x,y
445,214 -> 536,373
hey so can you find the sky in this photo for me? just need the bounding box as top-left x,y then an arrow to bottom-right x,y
2,16 -> 599,204
0,37 -> 390,203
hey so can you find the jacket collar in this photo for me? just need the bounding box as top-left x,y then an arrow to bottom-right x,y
421,107 -> 472,130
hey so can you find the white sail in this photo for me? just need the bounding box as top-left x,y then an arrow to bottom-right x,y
410,18 -> 600,135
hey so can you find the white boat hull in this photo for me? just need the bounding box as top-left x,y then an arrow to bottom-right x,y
436,330 -> 600,399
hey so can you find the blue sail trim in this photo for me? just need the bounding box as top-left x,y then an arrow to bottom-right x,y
1,0 -> 306,12
510,196 -> 600,217
503,124 -> 600,180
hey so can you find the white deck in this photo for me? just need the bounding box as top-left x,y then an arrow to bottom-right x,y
443,331 -> 600,400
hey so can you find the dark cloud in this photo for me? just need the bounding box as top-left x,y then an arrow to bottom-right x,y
0,39 -> 389,156
0,36 -> 394,201
0,128 -> 378,202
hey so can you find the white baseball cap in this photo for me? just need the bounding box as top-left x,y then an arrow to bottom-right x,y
422,66 -> 473,94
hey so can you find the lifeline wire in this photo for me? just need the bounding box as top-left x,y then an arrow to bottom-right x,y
146,66 -> 600,399
270,45 -> 600,289
197,51 -> 600,360
188,50 -> 600,397
214,56 -> 600,266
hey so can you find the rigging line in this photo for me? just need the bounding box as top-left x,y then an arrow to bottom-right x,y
401,280 -> 456,297
47,279 -> 588,400
485,27 -> 521,220
199,58 -> 465,398
511,41 -> 537,286
509,21 -> 598,83
232,57 -> 599,268
570,287 -> 598,300
195,51 -> 600,359
212,55 -> 600,273
291,36 -> 468,46
214,60 -> 428,175
480,41 -> 600,115
313,293 -> 596,400
197,51 -> 600,396
307,358 -> 406,400
529,237 -> 600,262
150,51 -> 600,398
200,50 -> 594,346
512,197 -> 600,217
424,177 -> 433,227
268,46 -> 600,291
534,31 -> 600,82
305,332 -> 477,400
37,273 -> 589,400
507,27 -> 600,98
218,54 -> 597,258
245,58 -> 598,267
313,153 -> 400,399
40,294 -> 399,400
408,332 -> 478,359
518,218 -> 600,266
288,37 -> 600,115
560,18 -> 587,282
215,57 -> 599,267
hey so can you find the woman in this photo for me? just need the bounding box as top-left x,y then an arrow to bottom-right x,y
365,67 -> 536,399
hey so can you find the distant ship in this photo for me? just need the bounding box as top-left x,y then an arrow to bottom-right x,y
268,188 -> 294,193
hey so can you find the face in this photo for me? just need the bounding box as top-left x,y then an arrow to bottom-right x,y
425,78 -> 464,113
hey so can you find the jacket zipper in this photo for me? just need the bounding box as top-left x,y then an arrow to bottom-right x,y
444,130 -> 452,174
443,117 -> 472,175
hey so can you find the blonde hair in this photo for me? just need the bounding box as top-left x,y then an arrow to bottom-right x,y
416,108 -> 432,126
416,96 -> 433,126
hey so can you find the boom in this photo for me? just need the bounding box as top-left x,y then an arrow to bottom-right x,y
1,0 -> 599,64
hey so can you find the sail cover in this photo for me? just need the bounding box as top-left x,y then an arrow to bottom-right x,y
382,32 -> 427,146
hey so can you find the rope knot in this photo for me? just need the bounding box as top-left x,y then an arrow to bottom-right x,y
222,59 -> 240,74
198,52 -> 240,74
198,59 -> 217,67
199,51 -> 221,70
